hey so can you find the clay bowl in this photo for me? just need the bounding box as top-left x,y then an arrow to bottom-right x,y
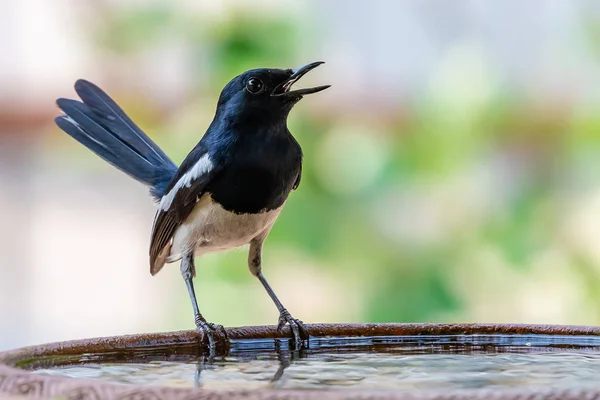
2,323 -> 600,399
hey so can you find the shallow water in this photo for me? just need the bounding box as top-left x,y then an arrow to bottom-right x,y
32,335 -> 600,391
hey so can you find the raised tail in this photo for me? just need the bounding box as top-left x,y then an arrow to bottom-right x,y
55,80 -> 177,201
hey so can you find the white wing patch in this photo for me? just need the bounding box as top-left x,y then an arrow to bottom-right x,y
159,153 -> 213,211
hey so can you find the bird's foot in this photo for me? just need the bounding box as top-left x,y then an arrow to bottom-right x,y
207,322 -> 229,342
195,316 -> 228,351
194,316 -> 215,349
277,309 -> 309,350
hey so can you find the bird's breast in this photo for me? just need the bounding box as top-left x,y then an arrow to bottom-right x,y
167,194 -> 283,262
208,154 -> 301,214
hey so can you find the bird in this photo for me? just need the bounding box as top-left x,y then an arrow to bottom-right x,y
54,61 -> 330,350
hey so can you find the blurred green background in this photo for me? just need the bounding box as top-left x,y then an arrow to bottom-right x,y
2,0 -> 600,350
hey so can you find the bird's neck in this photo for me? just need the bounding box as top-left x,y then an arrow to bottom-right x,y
202,113 -> 292,160
217,102 -> 291,132
215,110 -> 289,138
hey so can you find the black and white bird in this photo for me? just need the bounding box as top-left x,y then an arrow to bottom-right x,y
54,62 -> 330,349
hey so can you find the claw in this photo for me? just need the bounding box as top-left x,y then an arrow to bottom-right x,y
194,316 -> 230,355
195,319 -> 216,349
208,322 -> 229,342
277,316 -> 286,332
296,320 -> 309,340
277,309 -> 309,349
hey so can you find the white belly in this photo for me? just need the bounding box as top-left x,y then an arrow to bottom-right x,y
166,195 -> 283,262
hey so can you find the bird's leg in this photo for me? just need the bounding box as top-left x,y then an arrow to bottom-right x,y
248,238 -> 309,349
181,252 -> 228,350
260,274 -> 309,347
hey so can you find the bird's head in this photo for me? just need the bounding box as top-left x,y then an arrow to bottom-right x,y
215,61 -> 330,125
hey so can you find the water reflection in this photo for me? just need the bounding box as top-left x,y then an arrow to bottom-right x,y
194,344 -> 307,388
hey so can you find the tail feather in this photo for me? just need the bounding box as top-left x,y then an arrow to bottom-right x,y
55,80 -> 177,201
73,80 -> 172,167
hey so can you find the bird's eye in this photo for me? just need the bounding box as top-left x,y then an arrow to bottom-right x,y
246,78 -> 264,94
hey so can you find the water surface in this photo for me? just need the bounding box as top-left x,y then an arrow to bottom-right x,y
32,334 -> 600,391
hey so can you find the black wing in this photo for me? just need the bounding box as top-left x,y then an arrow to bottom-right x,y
149,145 -> 219,275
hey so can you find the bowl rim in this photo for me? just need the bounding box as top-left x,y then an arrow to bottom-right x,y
2,322 -> 600,400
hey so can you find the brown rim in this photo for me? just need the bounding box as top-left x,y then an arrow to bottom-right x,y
2,323 -> 600,399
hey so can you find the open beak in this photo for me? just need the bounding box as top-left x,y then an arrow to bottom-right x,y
272,61 -> 330,97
